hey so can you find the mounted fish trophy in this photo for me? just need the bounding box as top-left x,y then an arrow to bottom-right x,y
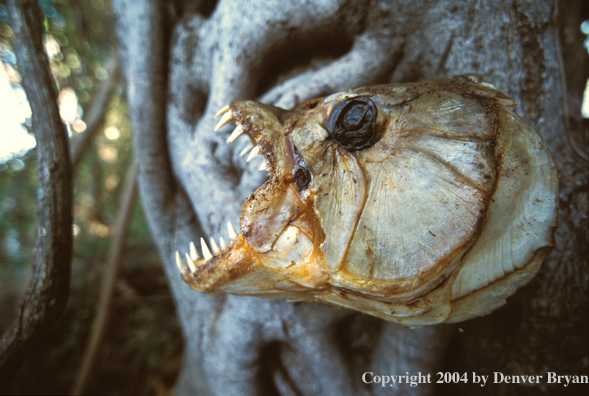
175,76 -> 558,326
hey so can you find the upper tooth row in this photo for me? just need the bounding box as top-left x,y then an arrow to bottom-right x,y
214,108 -> 244,143
214,104 -> 231,118
214,108 -> 233,131
239,143 -> 254,157
214,105 -> 270,171
246,145 -> 261,162
227,124 -> 245,143
176,221 -> 239,274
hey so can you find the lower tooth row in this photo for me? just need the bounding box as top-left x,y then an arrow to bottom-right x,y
201,238 -> 213,261
176,221 -> 239,274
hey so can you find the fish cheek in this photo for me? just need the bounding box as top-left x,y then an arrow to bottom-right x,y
341,90 -> 498,285
241,182 -> 300,253
312,145 -> 366,271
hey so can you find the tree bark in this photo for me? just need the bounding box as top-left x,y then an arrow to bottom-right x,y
0,0 -> 73,383
112,0 -> 588,395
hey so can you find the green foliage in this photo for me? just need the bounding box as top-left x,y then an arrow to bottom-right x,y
0,1 -> 182,394
0,152 -> 37,283
1,0 -> 116,102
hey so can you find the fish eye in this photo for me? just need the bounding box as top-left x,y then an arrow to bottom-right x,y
327,97 -> 378,150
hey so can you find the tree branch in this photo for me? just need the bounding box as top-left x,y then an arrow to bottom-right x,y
0,0 -> 73,384
71,160 -> 138,395
70,55 -> 122,169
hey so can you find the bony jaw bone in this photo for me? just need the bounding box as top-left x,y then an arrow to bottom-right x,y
175,77 -> 558,326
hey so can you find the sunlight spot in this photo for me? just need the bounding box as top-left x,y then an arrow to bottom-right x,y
105,175 -> 119,190
582,78 -> 589,119
72,119 -> 87,133
104,126 -> 120,140
45,35 -> 61,59
0,62 -> 34,163
9,158 -> 25,171
58,87 -> 78,124
89,221 -> 109,238
98,146 -> 117,162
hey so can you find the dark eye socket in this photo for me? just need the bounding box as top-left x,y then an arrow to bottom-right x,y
292,145 -> 311,191
327,97 -> 379,150
294,167 -> 311,191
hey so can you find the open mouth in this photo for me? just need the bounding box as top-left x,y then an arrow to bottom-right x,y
173,101 -> 323,295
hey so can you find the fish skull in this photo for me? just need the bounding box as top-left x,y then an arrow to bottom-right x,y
176,76 -> 558,326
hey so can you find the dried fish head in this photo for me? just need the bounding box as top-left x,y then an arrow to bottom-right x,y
177,76 -> 558,325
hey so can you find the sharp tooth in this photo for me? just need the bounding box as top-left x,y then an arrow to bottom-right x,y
259,160 -> 269,171
214,111 -> 234,131
240,143 -> 254,157
185,253 -> 197,272
189,241 -> 199,261
227,221 -> 238,240
214,104 -> 230,118
200,237 -> 213,261
226,124 -> 245,143
246,145 -> 261,162
219,236 -> 227,250
175,251 -> 187,272
209,237 -> 221,255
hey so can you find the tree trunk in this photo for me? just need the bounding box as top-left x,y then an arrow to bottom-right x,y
0,0 -> 73,381
111,0 -> 588,395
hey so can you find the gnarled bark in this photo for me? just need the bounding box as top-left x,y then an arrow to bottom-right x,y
0,0 -> 73,383
112,0 -> 587,395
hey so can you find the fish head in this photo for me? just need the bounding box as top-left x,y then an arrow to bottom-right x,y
177,77 -> 558,325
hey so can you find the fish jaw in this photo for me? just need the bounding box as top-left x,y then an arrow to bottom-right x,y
177,101 -> 330,297
179,230 -> 329,298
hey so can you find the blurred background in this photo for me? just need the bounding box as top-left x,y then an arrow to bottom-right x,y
0,1 -> 588,395
1,1 -> 182,394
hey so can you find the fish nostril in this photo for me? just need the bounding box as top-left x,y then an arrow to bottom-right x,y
294,167 -> 310,191
305,100 -> 318,109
